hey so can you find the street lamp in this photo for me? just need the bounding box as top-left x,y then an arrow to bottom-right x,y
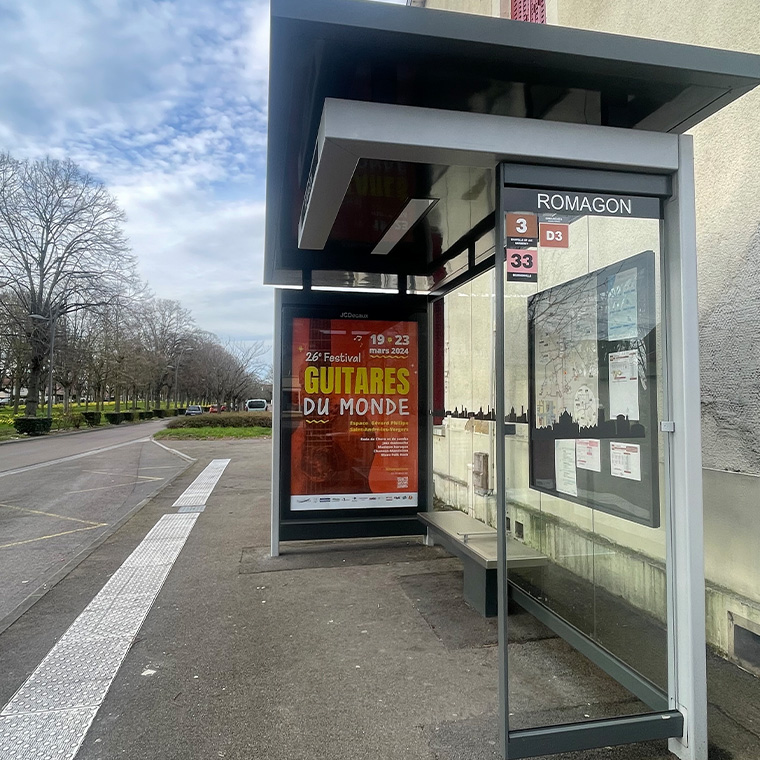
29,311 -> 56,419
168,346 -> 193,408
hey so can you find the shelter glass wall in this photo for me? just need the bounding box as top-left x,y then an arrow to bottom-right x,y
432,270 -> 498,526
502,197 -> 669,727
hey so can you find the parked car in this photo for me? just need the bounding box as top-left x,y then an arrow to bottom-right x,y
244,399 -> 268,411
185,405 -> 203,416
209,404 -> 227,413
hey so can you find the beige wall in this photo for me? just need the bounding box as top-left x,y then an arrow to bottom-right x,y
417,0 -> 760,662
554,1 -> 760,474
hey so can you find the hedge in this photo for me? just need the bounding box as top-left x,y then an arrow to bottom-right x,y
122,411 -> 139,422
13,417 -> 53,436
54,412 -> 84,431
82,411 -> 102,426
139,411 -> 154,420
152,408 -> 167,418
105,412 -> 124,425
166,411 -> 272,429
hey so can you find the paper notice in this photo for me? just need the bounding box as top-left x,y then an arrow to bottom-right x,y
608,268 -> 638,341
554,439 -> 578,497
610,442 -> 641,481
609,350 -> 640,421
576,439 -> 601,472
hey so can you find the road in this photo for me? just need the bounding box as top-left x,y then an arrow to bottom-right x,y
0,418 -> 171,474
0,420 -> 192,628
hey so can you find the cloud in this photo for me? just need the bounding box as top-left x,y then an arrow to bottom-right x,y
0,0 -> 417,355
0,0 -> 272,346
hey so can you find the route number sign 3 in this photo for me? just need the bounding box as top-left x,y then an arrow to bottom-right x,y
506,212 -> 538,248
505,212 -> 539,282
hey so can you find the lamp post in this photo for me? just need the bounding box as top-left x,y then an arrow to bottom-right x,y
169,346 -> 193,409
29,311 -> 56,419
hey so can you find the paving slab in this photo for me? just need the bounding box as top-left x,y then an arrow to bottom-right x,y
0,438 -> 757,760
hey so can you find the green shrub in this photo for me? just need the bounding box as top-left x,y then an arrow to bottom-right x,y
13,417 -> 53,436
122,411 -> 139,422
104,412 -> 123,425
53,412 -> 84,431
82,411 -> 101,427
139,411 -> 154,420
176,408 -> 187,415
152,408 -> 167,418
166,411 -> 272,429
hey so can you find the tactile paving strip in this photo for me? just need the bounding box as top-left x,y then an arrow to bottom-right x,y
172,459 -> 230,506
0,708 -> 97,760
0,460 -> 232,758
0,512 -> 199,756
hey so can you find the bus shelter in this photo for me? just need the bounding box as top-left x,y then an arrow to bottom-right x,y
264,1 -> 760,757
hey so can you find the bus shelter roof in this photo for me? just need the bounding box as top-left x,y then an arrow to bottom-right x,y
265,0 -> 760,288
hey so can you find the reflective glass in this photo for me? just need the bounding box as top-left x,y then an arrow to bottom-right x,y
503,192 -> 669,729
432,269 -> 498,528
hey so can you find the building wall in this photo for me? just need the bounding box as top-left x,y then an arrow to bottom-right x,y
556,0 -> 760,477
417,0 -> 760,666
554,0 -> 760,666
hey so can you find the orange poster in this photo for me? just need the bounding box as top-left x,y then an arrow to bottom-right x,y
289,317 -> 418,510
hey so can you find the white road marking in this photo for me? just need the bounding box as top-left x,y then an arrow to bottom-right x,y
150,439 -> 195,462
0,458 -> 230,759
0,439 -> 151,480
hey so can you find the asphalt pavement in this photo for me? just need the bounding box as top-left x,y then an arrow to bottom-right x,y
0,418 -> 170,474
0,420 -> 190,632
0,438 -> 758,759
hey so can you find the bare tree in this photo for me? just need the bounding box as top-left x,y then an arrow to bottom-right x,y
138,298 -> 197,408
0,290 -> 31,412
0,154 -> 135,416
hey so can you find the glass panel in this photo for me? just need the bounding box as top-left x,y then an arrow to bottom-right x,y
432,269 -> 497,526
503,189 -> 668,729
474,229 -> 495,263
311,271 -> 398,291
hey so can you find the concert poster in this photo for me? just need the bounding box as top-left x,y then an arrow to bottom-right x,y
288,317 -> 419,511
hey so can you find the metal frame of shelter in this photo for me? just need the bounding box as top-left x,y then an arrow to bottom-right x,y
264,2 -> 760,758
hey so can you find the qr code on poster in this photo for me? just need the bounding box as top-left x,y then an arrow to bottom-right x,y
397,477 -> 408,489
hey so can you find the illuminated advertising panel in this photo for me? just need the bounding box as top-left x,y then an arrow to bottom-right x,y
289,317 -> 419,511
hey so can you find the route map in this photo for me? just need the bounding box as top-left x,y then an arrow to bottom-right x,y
532,277 -> 599,429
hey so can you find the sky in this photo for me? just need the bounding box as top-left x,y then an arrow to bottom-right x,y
0,0 -> 406,351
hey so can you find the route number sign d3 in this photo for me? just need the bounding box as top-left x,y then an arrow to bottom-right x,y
506,247 -> 538,282
539,222 -> 569,248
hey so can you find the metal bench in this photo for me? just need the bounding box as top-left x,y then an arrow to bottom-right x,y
418,510 -> 547,617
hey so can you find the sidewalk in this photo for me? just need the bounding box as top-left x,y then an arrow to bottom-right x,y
0,439 -> 757,759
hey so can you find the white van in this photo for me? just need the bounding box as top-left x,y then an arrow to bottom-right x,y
244,399 -> 268,411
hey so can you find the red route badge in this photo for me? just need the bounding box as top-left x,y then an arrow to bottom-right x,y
539,223 -> 569,248
506,248 -> 538,282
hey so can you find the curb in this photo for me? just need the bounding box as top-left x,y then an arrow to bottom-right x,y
0,443 -> 197,637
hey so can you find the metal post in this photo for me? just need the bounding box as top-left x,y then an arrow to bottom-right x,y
47,313 -> 55,419
663,135 -> 708,760
270,288 -> 284,557
494,163 -> 510,758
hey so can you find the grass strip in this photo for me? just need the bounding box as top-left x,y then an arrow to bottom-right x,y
154,427 -> 271,440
